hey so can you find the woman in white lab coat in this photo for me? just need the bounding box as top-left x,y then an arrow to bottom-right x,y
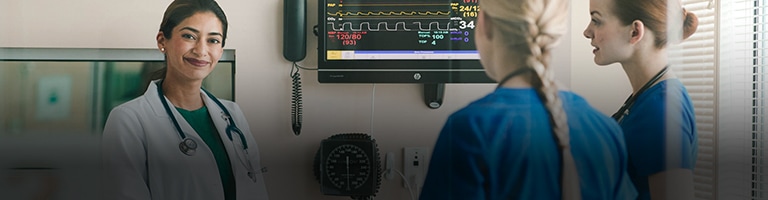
101,0 -> 268,199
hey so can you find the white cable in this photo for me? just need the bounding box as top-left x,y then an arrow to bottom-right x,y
414,174 -> 421,199
369,85 -> 378,200
370,83 -> 376,135
294,62 -> 318,70
391,168 -> 416,200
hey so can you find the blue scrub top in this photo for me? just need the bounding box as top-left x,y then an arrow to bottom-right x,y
618,79 -> 698,200
420,88 -> 637,200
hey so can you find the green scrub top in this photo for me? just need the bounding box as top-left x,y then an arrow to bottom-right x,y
177,106 -> 236,200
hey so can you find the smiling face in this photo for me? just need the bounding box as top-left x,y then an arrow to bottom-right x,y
158,11 -> 223,82
583,0 -> 633,66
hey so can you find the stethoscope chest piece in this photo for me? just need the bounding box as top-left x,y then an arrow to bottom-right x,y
247,171 -> 257,183
179,138 -> 198,156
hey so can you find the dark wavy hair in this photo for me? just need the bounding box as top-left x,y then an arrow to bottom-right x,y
159,0 -> 229,47
152,0 -> 228,80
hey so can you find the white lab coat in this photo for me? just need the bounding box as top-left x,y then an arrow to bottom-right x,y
101,80 -> 269,200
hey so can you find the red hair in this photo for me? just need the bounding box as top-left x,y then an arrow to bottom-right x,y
612,0 -> 698,48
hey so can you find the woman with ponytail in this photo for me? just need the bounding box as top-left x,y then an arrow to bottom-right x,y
420,0 -> 636,199
102,0 -> 269,199
583,0 -> 698,199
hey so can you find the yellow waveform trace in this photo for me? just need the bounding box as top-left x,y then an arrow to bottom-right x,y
328,11 -> 451,17
340,3 -> 447,6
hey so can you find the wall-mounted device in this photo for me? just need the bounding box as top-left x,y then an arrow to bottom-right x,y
403,147 -> 428,190
316,0 -> 491,108
314,133 -> 382,200
283,0 -> 307,135
423,83 -> 444,109
316,0 -> 490,83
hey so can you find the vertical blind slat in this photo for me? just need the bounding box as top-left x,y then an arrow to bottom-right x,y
719,0 -> 768,199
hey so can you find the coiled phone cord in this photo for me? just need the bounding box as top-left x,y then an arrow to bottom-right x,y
291,62 -> 303,136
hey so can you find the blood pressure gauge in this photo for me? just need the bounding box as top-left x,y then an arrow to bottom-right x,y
314,133 -> 381,200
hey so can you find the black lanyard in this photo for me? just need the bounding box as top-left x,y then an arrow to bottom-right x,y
611,66 -> 669,122
496,68 -> 533,88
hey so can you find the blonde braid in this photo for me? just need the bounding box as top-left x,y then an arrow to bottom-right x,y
525,14 -> 581,200
481,0 -> 578,198
526,29 -> 581,200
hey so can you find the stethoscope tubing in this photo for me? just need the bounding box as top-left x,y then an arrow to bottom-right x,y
612,66 -> 669,122
155,80 -> 259,182
155,80 -> 249,153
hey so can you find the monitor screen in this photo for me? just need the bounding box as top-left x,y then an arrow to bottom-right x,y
317,0 -> 493,83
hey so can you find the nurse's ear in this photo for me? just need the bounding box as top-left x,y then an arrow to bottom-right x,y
157,32 -> 167,53
628,20 -> 645,45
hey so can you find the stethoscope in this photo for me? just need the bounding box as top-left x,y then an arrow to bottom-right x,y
612,66 -> 669,122
156,80 -> 259,182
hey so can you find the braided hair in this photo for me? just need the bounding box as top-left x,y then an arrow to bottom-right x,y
480,0 -> 579,199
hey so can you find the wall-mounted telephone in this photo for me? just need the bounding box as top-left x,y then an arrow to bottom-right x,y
283,0 -> 307,136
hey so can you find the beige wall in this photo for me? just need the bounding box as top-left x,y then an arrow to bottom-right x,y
0,0 -> 619,199
570,0 -> 631,114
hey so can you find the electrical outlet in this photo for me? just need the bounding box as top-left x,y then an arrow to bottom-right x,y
403,147 -> 428,189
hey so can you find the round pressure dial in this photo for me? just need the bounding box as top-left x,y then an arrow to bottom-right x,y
314,133 -> 381,199
325,144 -> 371,190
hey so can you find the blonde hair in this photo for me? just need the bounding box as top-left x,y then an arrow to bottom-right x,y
480,0 -> 579,199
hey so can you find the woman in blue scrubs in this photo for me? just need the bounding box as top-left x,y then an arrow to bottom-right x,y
582,0 -> 699,199
419,0 -> 636,199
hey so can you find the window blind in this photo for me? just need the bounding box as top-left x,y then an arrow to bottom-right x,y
677,0 -> 718,199
718,0 -> 768,199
